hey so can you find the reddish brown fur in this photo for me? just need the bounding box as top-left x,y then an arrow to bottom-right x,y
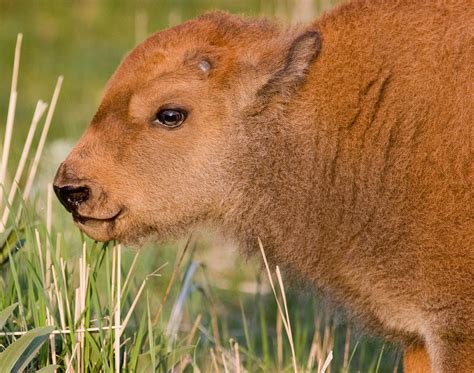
54,1 -> 474,371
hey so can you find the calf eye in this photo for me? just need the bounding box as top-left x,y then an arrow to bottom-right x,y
153,109 -> 187,129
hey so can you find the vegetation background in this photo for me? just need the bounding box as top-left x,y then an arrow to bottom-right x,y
0,0 -> 401,371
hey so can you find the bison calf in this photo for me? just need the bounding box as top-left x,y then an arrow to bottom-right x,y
54,0 -> 473,371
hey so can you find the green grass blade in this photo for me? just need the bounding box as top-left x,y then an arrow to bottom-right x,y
147,292 -> 156,370
346,339 -> 360,372
36,364 -> 59,373
7,252 -> 26,330
375,344 -> 385,373
0,302 -> 18,329
0,325 -> 54,372
129,312 -> 147,370
136,352 -> 153,372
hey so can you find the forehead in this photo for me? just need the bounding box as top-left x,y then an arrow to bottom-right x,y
104,12 -> 281,92
109,27 -> 210,90
94,13 -> 282,119
95,25 -> 214,117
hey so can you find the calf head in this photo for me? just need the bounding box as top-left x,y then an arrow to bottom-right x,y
54,12 -> 321,243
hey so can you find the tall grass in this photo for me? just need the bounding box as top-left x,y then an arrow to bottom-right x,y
0,21 -> 401,373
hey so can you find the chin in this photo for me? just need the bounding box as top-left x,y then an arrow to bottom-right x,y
74,219 -> 119,242
71,207 -> 125,242
75,220 -> 154,246
74,210 -> 200,247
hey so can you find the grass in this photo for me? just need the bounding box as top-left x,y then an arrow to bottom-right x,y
1,222 -> 401,371
0,1 -> 403,371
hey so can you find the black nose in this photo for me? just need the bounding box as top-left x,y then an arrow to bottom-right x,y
53,185 -> 90,212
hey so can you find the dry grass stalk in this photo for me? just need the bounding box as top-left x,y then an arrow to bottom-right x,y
0,325 -> 123,337
111,243 -> 116,307
0,33 -> 22,205
258,238 -> 298,373
52,266 -> 66,331
66,343 -> 79,373
55,232 -> 61,263
276,265 -> 297,371
74,288 -> 81,372
185,313 -> 202,345
277,311 -> 283,371
46,183 -> 53,255
328,324 -> 336,373
321,319 -> 332,364
120,250 -> 139,299
35,229 -> 45,282
221,350 -> 229,373
120,264 -> 164,338
60,257 -> 72,325
122,347 -> 127,370
0,100 -> 47,232
233,339 -> 241,373
52,260 -> 71,368
343,325 -> 351,371
119,280 -> 145,337
22,75 -> 63,203
45,184 -> 56,366
114,244 -> 122,373
171,354 -> 193,372
74,242 -> 89,373
210,347 -> 219,373
52,236 -> 72,368
320,351 -> 333,373
306,315 -> 322,370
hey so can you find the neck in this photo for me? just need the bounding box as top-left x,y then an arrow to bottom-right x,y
222,94 -> 328,277
221,13 -> 390,281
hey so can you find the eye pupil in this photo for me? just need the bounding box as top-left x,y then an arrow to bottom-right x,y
155,109 -> 186,128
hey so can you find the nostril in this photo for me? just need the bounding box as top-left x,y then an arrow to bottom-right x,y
53,185 -> 90,212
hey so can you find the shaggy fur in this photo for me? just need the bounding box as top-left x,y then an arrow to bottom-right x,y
54,1 -> 473,371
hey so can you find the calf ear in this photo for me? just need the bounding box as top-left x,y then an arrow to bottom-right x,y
257,30 -> 321,102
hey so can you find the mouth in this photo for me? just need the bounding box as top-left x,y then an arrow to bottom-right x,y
71,209 -> 124,242
72,209 -> 122,225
